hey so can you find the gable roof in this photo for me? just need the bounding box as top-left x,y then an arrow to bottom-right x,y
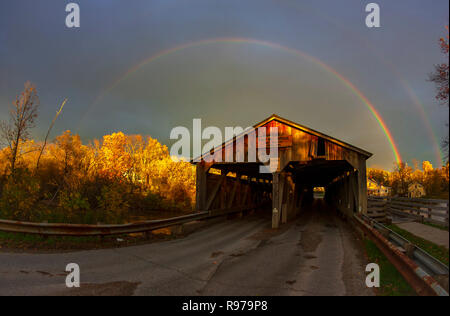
259,114 -> 372,157
192,114 -> 373,163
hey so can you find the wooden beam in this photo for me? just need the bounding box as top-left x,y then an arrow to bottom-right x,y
281,203 -> 288,224
220,176 -> 227,210
205,172 -> 226,211
278,173 -> 286,213
228,175 -> 239,209
289,182 -> 297,219
351,172 -> 358,213
195,163 -> 207,211
272,172 -> 280,228
241,178 -> 250,206
358,157 -> 368,214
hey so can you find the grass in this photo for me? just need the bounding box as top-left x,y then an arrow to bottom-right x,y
0,230 -> 101,249
0,231 -> 100,243
363,239 -> 416,296
0,230 -> 175,252
388,224 -> 449,266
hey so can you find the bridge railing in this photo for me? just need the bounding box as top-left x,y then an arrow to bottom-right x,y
368,196 -> 449,227
367,197 -> 389,223
0,205 -> 261,237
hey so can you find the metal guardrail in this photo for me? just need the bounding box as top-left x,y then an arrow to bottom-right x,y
355,213 -> 449,296
369,197 -> 449,227
362,214 -> 449,275
0,206 -> 257,236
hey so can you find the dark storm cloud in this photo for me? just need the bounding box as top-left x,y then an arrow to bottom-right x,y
0,0 -> 448,169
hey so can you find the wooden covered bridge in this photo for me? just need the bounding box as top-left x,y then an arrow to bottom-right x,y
192,114 -> 372,228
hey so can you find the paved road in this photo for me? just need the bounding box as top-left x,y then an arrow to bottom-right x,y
0,201 -> 374,296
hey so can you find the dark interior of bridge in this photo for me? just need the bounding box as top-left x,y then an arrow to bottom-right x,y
208,158 -> 358,222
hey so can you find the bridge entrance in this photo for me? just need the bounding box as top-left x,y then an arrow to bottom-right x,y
192,114 -> 372,228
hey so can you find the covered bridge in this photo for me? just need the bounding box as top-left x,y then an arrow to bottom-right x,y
192,114 -> 372,228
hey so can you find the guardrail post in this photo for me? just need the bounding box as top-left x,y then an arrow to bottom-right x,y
41,220 -> 49,241
404,243 -> 415,258
171,224 -> 183,236
379,227 -> 390,239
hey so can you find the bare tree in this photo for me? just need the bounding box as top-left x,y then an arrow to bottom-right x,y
429,26 -> 449,160
0,82 -> 39,174
36,98 -> 67,170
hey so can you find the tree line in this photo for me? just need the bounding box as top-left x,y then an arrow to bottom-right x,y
368,161 -> 449,199
0,83 -> 195,224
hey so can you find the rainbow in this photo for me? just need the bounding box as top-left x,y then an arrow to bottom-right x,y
87,37 -> 403,163
275,0 -> 443,166
398,80 -> 444,167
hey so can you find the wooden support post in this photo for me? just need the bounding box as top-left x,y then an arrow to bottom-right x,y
272,172 -> 280,229
351,172 -> 359,215
228,175 -> 239,209
278,173 -> 287,222
195,163 -> 207,211
283,174 -> 291,222
220,176 -> 227,210
291,182 -> 297,219
281,203 -> 288,224
358,157 -> 368,214
241,178 -> 250,206
342,176 -> 348,214
205,172 -> 226,211
295,186 -> 302,214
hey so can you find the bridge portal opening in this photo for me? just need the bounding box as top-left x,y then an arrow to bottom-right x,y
313,187 -> 325,199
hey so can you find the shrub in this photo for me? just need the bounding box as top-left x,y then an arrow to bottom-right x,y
58,190 -> 90,212
130,191 -> 164,212
0,169 -> 40,221
97,182 -> 130,224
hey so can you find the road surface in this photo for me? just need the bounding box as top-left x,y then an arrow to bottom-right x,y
0,201 -> 374,296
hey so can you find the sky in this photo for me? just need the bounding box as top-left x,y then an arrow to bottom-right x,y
0,0 -> 448,170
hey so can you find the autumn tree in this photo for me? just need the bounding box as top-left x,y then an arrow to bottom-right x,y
0,82 -> 39,174
429,26 -> 449,159
442,163 -> 450,196
137,137 -> 170,188
52,131 -> 88,179
0,126 -> 197,222
367,168 -> 390,186
99,132 -> 132,178
410,159 -> 424,184
391,162 -> 412,196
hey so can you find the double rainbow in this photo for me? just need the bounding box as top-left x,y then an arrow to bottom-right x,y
88,37 -> 403,164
